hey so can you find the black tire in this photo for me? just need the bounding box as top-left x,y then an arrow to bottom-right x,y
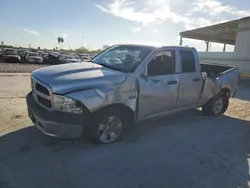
86,107 -> 133,144
221,96 -> 229,113
202,94 -> 229,116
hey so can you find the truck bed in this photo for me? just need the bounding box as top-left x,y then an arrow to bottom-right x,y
201,62 -> 235,77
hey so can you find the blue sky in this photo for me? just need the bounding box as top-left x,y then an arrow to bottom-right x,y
0,0 -> 249,51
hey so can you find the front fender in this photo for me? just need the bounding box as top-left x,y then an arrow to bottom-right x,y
65,85 -> 137,113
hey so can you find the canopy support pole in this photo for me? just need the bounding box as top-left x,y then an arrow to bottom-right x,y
205,41 -> 210,52
179,35 -> 183,46
223,44 -> 226,52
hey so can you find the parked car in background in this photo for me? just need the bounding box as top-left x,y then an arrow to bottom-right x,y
3,48 -> 20,62
38,51 -> 45,56
41,52 -> 48,59
0,49 -> 3,60
79,53 -> 89,57
73,55 -> 82,62
21,51 -> 29,61
43,52 -> 61,64
30,49 -> 39,53
26,52 -> 43,63
82,57 -> 91,62
65,58 -> 79,64
27,44 -> 239,144
79,54 -> 91,61
19,50 -> 29,62
59,55 -> 79,64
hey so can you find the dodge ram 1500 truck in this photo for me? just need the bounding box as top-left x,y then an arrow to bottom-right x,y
26,45 -> 239,144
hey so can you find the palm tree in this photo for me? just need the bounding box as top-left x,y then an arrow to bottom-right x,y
57,37 -> 64,50
57,37 -> 61,49
1,41 -> 3,46
60,38 -> 64,50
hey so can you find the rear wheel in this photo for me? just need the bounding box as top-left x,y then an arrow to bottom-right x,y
202,94 -> 229,116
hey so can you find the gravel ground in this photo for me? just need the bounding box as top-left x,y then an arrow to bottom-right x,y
0,62 -> 46,73
0,74 -> 250,188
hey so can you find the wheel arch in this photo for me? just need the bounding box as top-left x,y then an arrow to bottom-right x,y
219,87 -> 231,98
94,103 -> 136,123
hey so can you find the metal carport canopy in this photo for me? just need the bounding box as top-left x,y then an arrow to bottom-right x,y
180,19 -> 241,45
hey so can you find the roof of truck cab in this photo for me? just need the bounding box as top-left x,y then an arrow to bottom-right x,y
160,46 -> 195,49
113,44 -> 198,51
114,44 -> 158,49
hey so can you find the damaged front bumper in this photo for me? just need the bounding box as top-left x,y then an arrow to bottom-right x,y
26,92 -> 91,139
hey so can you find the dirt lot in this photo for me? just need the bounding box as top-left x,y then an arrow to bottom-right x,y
0,73 -> 250,188
0,63 -> 45,73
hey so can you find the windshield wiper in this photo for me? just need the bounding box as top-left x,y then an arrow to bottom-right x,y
98,63 -> 118,70
89,60 -> 124,72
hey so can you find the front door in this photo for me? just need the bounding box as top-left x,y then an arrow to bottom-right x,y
138,50 -> 179,119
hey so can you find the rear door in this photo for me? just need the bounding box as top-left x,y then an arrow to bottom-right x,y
138,50 -> 179,118
176,50 -> 203,108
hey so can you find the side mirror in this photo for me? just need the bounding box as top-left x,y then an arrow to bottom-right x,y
140,67 -> 148,80
140,73 -> 146,79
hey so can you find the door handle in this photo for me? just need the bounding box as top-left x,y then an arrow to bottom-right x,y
167,80 -> 178,85
193,78 -> 201,82
151,78 -> 160,83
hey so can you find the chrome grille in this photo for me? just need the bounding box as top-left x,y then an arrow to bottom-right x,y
31,77 -> 53,110
37,95 -> 52,108
36,82 -> 50,95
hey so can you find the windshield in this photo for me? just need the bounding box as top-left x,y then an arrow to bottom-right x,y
29,52 -> 39,56
91,45 -> 152,72
5,50 -> 17,55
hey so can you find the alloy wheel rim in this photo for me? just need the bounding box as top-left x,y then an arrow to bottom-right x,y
213,98 -> 223,115
98,116 -> 122,143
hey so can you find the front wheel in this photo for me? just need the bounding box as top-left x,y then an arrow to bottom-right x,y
86,108 -> 131,144
202,94 -> 229,116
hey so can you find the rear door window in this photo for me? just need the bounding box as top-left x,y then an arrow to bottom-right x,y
179,50 -> 196,73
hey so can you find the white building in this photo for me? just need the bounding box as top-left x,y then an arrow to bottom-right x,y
180,17 -> 250,79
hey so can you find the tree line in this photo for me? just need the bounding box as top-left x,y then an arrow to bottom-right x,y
0,40 -> 102,54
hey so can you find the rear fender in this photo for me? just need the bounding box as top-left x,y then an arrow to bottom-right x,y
197,68 -> 239,106
197,75 -> 220,107
219,68 -> 239,98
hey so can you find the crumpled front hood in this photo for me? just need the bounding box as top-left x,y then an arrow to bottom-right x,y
32,62 -> 127,94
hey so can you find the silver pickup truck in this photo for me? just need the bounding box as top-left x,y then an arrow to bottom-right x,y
26,45 -> 239,144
